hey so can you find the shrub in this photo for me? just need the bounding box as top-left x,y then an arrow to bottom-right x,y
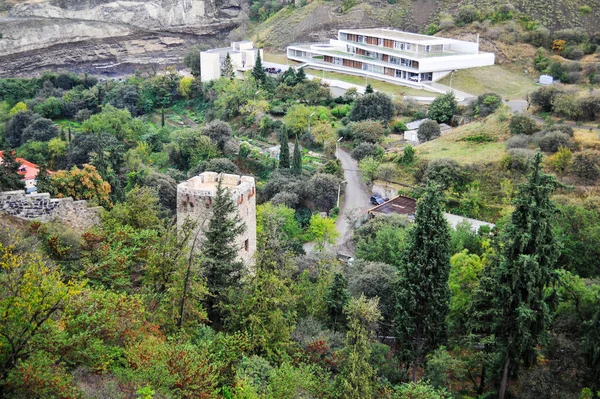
546,146 -> 572,172
536,131 -> 572,153
554,28 -> 589,46
417,120 -> 441,142
572,150 -> 600,182
391,120 -> 408,133
428,92 -> 458,123
529,85 -> 563,112
331,104 -> 351,118
456,5 -> 478,26
501,149 -> 537,171
425,158 -> 471,191
549,124 -> 574,137
343,120 -> 387,144
509,113 -> 540,135
350,92 -> 394,122
579,94 -> 600,121
351,142 -> 384,161
506,134 -> 532,149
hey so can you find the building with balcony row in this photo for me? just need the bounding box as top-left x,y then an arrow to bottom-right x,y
286,28 -> 495,89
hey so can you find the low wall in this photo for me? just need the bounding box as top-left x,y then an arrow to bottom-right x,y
0,190 -> 103,231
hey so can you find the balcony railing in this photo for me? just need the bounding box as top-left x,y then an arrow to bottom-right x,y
286,53 -> 431,84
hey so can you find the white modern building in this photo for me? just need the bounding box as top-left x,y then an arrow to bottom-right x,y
287,28 -> 495,89
200,41 -> 263,81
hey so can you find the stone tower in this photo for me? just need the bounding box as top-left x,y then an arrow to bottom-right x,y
177,172 -> 256,265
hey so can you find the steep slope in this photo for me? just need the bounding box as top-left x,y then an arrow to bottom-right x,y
253,0 -> 600,51
0,0 -> 245,76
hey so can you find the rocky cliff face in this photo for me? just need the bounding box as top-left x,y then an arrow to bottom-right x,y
0,0 -> 244,76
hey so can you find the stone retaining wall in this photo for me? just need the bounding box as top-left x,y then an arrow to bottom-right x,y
0,190 -> 103,231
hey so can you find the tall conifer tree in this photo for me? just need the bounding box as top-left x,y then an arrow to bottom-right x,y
0,151 -> 24,191
470,153 -> 560,399
326,272 -> 350,331
35,164 -> 53,194
251,52 -> 266,84
221,52 -> 234,79
394,182 -> 451,382
202,178 -> 246,321
278,130 -> 290,169
292,137 -> 302,175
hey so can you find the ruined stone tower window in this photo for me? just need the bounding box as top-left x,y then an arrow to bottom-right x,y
244,239 -> 249,252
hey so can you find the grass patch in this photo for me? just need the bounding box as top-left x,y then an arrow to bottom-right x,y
574,128 -> 600,150
417,110 -> 511,164
304,68 -> 432,97
438,65 -> 538,99
264,52 -> 290,64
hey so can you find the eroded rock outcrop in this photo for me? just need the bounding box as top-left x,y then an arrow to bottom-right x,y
0,0 -> 244,75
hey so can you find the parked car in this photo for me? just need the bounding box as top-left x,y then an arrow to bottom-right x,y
370,194 -> 389,206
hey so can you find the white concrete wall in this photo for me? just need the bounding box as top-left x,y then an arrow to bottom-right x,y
200,51 -> 220,81
418,52 -> 495,73
404,130 -> 418,142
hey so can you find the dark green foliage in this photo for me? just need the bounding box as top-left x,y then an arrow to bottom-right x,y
202,120 -> 232,152
142,172 -> 178,214
529,85 -> 562,112
349,92 -> 394,122
582,304 -> 600,392
184,46 -> 202,78
292,138 -> 302,175
251,53 -> 267,85
296,68 -> 307,84
365,83 -> 374,94
308,173 -> 341,212
22,117 -> 58,143
395,183 -> 451,381
278,131 -> 290,169
325,273 -> 350,331
424,158 -> 471,192
509,113 -> 540,135
467,93 -> 502,118
417,119 -> 441,142
281,67 -> 297,86
321,159 -> 343,179
554,203 -> 600,277
572,150 -> 600,182
35,164 -> 52,194
399,145 -> 416,164
202,179 -> 246,320
221,53 -> 235,79
470,153 -> 560,398
5,110 -> 37,147
535,131 -> 572,153
354,214 -> 411,267
341,120 -> 387,144
351,142 -> 383,161
0,150 -> 24,191
428,92 -> 458,123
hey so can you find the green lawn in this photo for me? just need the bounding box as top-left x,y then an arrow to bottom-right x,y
417,110 -> 511,164
303,68 -> 432,97
438,65 -> 538,100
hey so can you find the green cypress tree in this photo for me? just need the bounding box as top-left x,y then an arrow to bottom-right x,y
278,130 -> 290,169
35,164 -> 53,194
365,83 -> 374,94
0,151 -> 24,191
295,67 -> 306,84
292,137 -> 302,175
336,295 -> 381,399
251,52 -> 266,84
469,152 -> 560,399
394,182 -> 451,382
325,272 -> 350,331
202,178 -> 246,321
221,52 -> 234,79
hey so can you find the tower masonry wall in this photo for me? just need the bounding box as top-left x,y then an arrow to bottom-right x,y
177,172 -> 257,265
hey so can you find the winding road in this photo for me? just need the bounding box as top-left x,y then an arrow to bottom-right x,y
335,147 -> 372,253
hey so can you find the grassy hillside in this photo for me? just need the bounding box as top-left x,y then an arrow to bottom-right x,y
251,0 -> 600,52
417,107 -> 512,164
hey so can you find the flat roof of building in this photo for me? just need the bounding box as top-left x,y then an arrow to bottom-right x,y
368,195 -> 417,216
340,28 -> 453,45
